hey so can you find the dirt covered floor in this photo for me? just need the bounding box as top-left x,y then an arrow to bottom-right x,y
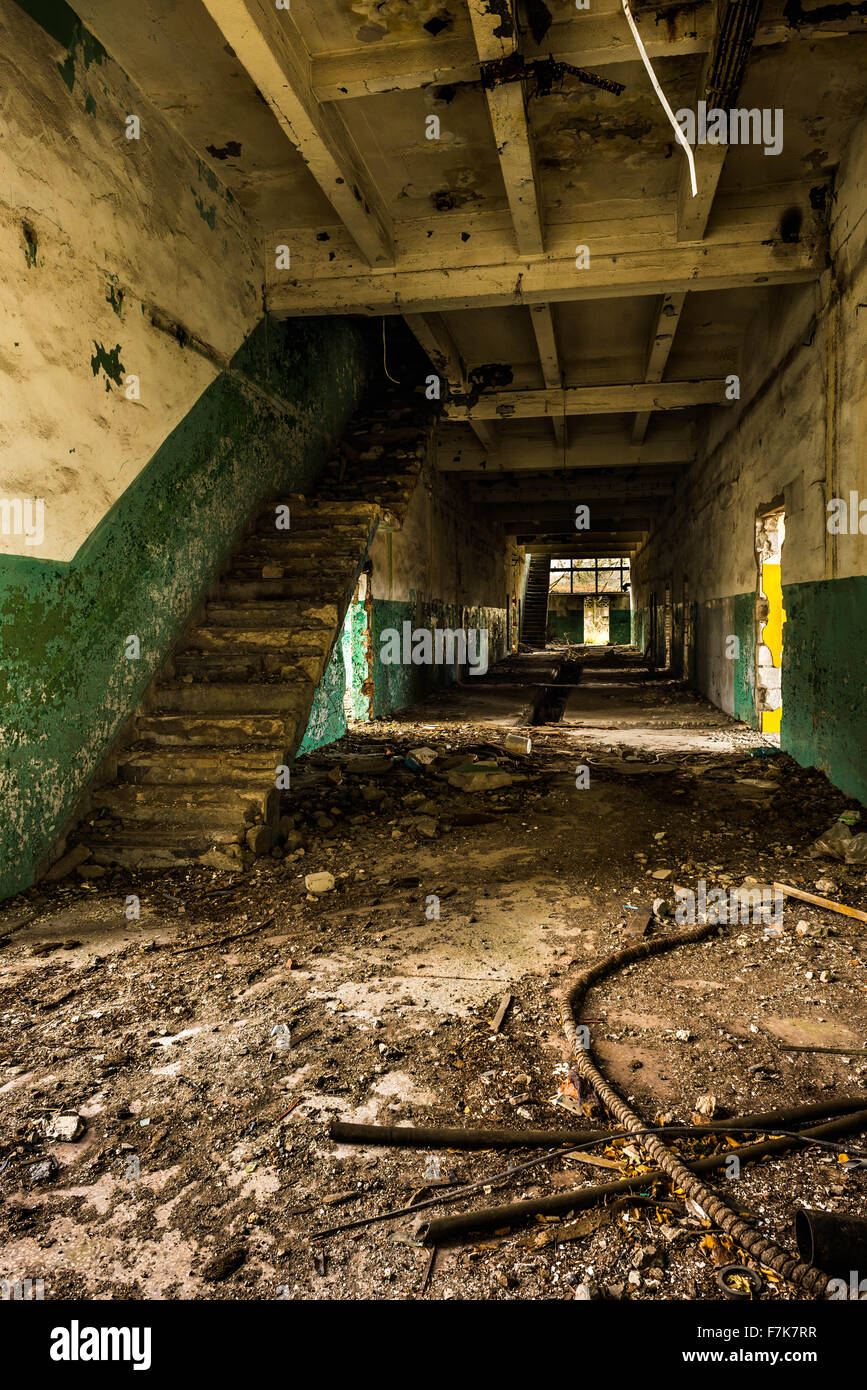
1,649 -> 866,1301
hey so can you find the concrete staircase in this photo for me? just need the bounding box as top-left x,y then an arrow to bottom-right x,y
316,394 -> 428,518
521,555 -> 551,647
79,498 -> 380,871
72,389 -> 434,873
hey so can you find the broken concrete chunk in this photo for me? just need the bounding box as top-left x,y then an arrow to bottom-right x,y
447,760 -> 514,792
45,844 -> 91,881
305,871 -> 335,894
46,1113 -> 85,1142
408,746 -> 438,765
245,824 -> 272,856
29,1155 -> 59,1184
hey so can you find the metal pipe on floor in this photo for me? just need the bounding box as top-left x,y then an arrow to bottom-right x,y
795,1207 -> 867,1278
329,1120 -> 607,1149
422,1110 -> 867,1245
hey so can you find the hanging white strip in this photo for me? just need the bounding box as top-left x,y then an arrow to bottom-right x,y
621,0 -> 698,198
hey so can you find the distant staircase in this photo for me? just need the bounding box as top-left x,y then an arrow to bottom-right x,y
72,388 -> 432,872
521,555 -> 551,647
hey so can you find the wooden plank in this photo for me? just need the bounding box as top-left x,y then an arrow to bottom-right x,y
774,882 -> 867,925
488,501 -> 661,522
437,431 -> 696,473
267,236 -> 822,316
403,312 -> 496,453
446,379 -> 727,421
632,291 -> 687,444
530,305 -> 566,449
403,312 -> 465,384
311,10 -> 800,100
270,183 -> 820,279
678,143 -> 729,242
467,0 -> 544,257
676,0 -> 765,242
490,993 -> 512,1033
312,35 -> 480,101
200,0 -> 392,264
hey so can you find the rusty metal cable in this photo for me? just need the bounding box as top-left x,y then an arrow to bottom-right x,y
559,922 -> 832,1297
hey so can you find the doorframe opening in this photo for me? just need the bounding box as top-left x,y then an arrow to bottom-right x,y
755,504 -> 786,741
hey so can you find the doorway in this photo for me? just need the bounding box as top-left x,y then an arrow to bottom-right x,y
755,510 -> 786,738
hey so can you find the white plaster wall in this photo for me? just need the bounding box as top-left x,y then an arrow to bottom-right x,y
369,451 -> 519,615
0,1 -> 262,561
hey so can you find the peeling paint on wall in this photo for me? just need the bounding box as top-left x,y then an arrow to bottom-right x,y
0,316 -> 374,902
90,341 -> 124,390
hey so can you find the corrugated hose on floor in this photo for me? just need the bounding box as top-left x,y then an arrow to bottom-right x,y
560,921 -> 831,1297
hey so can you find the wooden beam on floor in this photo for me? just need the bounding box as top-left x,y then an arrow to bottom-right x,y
267,236 -> 822,316
446,378 -> 727,422
632,292 -> 688,444
199,0 -> 392,265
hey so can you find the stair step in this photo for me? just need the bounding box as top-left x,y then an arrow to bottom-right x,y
205,600 -> 338,629
279,497 -> 380,518
217,577 -> 348,603
172,650 -> 324,683
137,713 -> 295,748
233,534 -> 369,559
226,553 -> 352,579
119,748 -> 278,788
94,783 -> 278,829
152,681 -> 313,715
187,625 -> 334,656
86,827 -> 247,871
252,512 -> 374,538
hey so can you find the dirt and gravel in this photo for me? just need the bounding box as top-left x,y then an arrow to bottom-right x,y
1,656 -> 865,1301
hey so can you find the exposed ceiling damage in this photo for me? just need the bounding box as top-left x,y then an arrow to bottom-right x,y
72,0 -> 867,561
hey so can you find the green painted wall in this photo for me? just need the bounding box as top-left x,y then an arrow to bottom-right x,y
732,590 -> 758,727
782,576 -> 867,804
609,607 -> 631,644
369,598 -> 508,718
298,632 -> 349,756
548,607 -> 584,642
0,317 -> 373,900
342,597 -> 371,723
